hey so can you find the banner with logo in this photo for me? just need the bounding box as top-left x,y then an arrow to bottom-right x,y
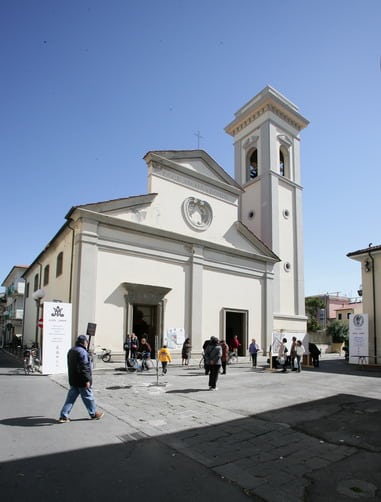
349,313 -> 369,364
42,302 -> 72,374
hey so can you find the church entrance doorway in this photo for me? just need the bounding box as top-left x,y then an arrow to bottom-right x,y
123,282 -> 172,358
223,309 -> 248,356
132,304 -> 158,355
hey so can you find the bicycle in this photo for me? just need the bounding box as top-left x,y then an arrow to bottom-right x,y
99,347 -> 112,362
126,351 -> 154,372
199,354 -> 206,369
227,351 -> 238,364
23,347 -> 40,374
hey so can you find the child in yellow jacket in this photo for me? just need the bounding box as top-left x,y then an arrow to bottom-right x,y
158,345 -> 172,375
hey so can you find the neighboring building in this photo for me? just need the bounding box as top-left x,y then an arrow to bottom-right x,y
1,265 -> 28,348
335,302 -> 363,326
22,86 -> 309,358
306,293 -> 353,330
347,244 -> 381,364
0,292 -> 7,348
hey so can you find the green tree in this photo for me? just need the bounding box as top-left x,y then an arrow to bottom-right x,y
305,297 -> 325,332
326,320 -> 349,343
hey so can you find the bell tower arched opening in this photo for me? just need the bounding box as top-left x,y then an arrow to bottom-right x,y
279,146 -> 290,178
247,148 -> 258,181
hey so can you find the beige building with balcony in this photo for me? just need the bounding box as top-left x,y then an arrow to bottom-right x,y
22,86 -> 309,359
347,244 -> 381,364
335,302 -> 363,326
1,265 -> 28,347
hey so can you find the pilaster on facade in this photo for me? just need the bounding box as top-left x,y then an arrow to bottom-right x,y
189,244 -> 204,345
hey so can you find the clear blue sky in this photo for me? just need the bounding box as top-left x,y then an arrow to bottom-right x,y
1,0 -> 380,297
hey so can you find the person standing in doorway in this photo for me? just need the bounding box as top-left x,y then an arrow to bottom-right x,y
249,338 -> 260,368
204,336 -> 222,390
139,336 -> 151,357
130,333 -> 139,358
58,335 -> 104,423
230,335 -> 241,357
124,333 -> 132,360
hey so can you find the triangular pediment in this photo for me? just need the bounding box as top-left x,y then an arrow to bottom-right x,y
144,150 -> 242,197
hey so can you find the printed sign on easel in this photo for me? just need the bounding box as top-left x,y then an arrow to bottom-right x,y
349,313 -> 369,364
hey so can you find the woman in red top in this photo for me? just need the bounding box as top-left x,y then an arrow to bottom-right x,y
230,335 -> 241,356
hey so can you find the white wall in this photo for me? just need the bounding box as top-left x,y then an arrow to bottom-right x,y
93,248 -> 188,351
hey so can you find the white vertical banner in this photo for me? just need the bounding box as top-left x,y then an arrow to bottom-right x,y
349,313 -> 369,364
165,328 -> 185,349
42,302 -> 72,374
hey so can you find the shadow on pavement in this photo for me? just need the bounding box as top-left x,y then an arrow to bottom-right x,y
105,385 -> 132,390
0,416 -> 58,427
2,393 -> 380,501
303,358 -> 381,377
166,388 -> 211,394
0,433 -> 255,502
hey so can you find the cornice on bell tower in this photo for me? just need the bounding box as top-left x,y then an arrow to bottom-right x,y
225,85 -> 309,138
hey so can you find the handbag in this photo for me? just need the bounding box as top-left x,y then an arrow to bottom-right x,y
277,356 -> 286,364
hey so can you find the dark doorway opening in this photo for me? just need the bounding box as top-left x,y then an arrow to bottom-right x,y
224,310 -> 247,356
133,305 -> 158,356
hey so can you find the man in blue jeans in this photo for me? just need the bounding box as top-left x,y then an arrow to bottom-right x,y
204,336 -> 222,390
58,335 -> 104,423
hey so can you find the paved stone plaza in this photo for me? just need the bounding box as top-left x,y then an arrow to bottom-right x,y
51,354 -> 381,501
1,351 -> 380,501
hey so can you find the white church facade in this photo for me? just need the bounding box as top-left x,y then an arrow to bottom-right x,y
22,86 -> 309,358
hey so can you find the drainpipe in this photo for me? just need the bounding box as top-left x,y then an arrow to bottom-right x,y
34,262 -> 43,346
68,221 -> 75,303
367,249 -> 377,362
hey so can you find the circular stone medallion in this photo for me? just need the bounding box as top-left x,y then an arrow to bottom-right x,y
182,197 -> 213,231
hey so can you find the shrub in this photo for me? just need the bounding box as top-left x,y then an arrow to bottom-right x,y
326,320 -> 349,343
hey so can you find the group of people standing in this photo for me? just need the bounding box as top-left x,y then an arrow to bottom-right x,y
201,336 -> 261,390
278,336 -> 305,373
123,332 -> 148,359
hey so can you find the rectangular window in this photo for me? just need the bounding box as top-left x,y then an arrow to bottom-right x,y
43,265 -> 50,286
337,313 -> 342,320
33,274 -> 39,292
56,252 -> 63,277
26,282 -> 30,298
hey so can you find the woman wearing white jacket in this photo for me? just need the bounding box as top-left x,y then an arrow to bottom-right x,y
295,340 -> 305,373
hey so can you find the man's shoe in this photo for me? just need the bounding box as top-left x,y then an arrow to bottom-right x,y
58,416 -> 70,423
91,411 -> 104,420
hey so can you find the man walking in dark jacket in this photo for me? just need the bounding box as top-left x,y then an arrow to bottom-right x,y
204,336 -> 222,390
58,335 -> 104,423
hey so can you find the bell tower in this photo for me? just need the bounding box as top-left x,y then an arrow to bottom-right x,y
225,86 -> 309,334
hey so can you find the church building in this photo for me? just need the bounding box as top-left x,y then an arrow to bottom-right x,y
22,86 -> 309,358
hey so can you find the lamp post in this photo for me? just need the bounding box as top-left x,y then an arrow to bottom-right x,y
32,288 -> 45,348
